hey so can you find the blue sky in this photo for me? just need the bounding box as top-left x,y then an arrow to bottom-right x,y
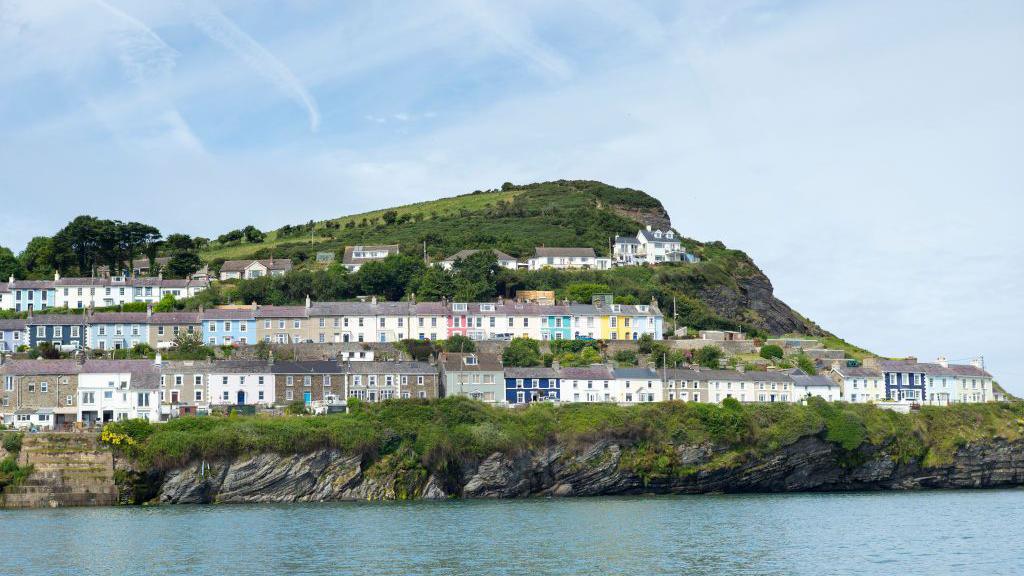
1,0 -> 1022,392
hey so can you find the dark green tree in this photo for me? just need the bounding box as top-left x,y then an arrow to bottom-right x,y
502,337 -> 542,367
0,246 -> 24,280
759,344 -> 784,360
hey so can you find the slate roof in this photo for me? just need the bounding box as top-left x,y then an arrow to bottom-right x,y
440,353 -> 504,373
0,319 -> 26,331
149,312 -> 202,324
442,249 -> 517,263
202,309 -> 257,321
790,374 -> 837,389
560,365 -> 615,380
832,365 -> 882,378
533,247 -> 597,258
208,360 -> 275,373
663,368 -> 793,383
612,367 -> 658,379
220,259 -> 293,273
2,280 -> 55,291
946,364 -> 993,378
25,314 -> 87,326
271,361 -> 345,374
637,228 -> 678,242
614,235 -> 640,244
0,359 -> 82,375
255,306 -> 309,319
88,312 -> 150,324
504,367 -> 559,379
343,361 -> 437,375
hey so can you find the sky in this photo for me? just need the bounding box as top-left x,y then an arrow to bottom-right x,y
1,0 -> 1022,392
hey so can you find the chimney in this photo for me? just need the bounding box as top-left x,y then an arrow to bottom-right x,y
645,225 -> 652,231
830,359 -> 841,371
971,357 -> 984,370
7,275 -> 13,286
497,295 -> 504,305
268,350 -> 274,366
371,295 -> 377,305
54,270 -> 61,282
410,292 -> 416,304
936,356 -> 948,368
551,359 -> 560,370
154,352 -> 162,367
147,303 -> 153,318
251,301 -> 258,310
905,356 -> 917,364
736,364 -> 745,373
305,294 -> 311,309
76,350 -> 86,365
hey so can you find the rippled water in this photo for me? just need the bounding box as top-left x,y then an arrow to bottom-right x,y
3,490 -> 1023,575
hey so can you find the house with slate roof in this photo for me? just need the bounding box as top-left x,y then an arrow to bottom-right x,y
527,247 -> 611,270
0,277 -> 55,312
342,245 -> 399,272
219,258 -> 293,280
439,249 -> 518,271
613,226 -> 697,266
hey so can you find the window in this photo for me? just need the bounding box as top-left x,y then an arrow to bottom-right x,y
286,389 -> 294,401
195,390 -> 203,401
65,395 -> 73,406
137,392 -> 150,407
286,376 -> 294,386
27,382 -> 35,392
194,375 -> 202,387
303,375 -> 312,387
41,382 -> 48,393
82,392 -> 95,404
4,377 -> 12,391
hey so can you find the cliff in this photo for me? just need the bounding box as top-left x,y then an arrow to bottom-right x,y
150,435 -> 1024,504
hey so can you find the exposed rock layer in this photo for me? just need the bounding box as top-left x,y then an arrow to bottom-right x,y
152,436 -> 1024,504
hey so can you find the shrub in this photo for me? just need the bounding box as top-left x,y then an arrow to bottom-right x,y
2,432 -> 23,454
614,349 -> 638,366
693,345 -> 723,369
759,344 -> 784,360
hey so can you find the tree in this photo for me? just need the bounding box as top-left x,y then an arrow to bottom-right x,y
636,333 -> 655,355
217,230 -> 244,244
412,266 -> 454,301
357,254 -> 426,301
760,344 -> 784,361
452,251 -> 499,302
501,182 -> 515,191
242,225 -> 265,243
0,246 -> 23,280
166,252 -> 201,278
164,233 -> 195,253
443,334 -> 476,353
563,283 -> 612,304
381,210 -> 399,225
693,345 -> 724,369
153,293 -> 177,313
503,337 -> 542,367
17,237 -> 54,278
401,339 -> 436,361
796,354 -> 817,375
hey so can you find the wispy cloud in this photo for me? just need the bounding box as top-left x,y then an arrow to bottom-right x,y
189,2 -> 321,131
453,0 -> 571,79
91,0 -> 178,83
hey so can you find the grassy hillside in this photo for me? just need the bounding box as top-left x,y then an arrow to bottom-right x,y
200,180 -> 667,264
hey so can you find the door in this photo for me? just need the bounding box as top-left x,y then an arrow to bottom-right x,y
303,391 -> 312,405
171,390 -> 180,404
236,390 -> 245,405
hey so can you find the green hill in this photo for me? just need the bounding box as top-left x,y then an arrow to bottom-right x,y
199,180 -> 823,336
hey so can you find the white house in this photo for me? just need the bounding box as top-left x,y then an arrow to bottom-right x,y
614,226 -> 693,265
342,245 -> 400,272
53,272 -> 208,309
208,360 -> 275,407
76,360 -> 161,426
527,247 -> 611,270
439,249 -> 519,271
791,374 -> 841,401
829,364 -> 884,403
219,259 -> 293,280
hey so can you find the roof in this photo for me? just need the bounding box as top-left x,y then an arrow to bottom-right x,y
26,314 -> 87,326
560,365 -> 615,380
342,245 -> 400,265
0,359 -> 82,375
271,361 -> 345,374
442,249 -> 517,263
637,228 -> 678,242
790,374 -> 836,389
567,303 -> 661,317
202,309 -> 256,321
614,236 -> 640,244
832,365 -> 882,378
344,361 -> 436,375
440,352 -> 503,373
663,368 -> 794,383
255,306 -> 309,319
533,247 -> 597,258
612,367 -> 658,379
0,319 -> 26,331
88,312 -> 150,324
208,360 -> 274,373
149,312 -> 201,324
220,259 -> 293,273
945,363 -> 992,378
4,280 -> 54,290
504,366 -> 559,379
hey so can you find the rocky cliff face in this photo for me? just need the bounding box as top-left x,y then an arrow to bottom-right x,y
151,436 -> 1024,504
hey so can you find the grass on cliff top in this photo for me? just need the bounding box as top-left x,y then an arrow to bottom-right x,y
105,398 -> 1024,477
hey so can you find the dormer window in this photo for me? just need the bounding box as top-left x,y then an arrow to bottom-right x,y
665,231 -> 674,239
637,305 -> 648,312
611,304 -> 621,313
464,355 -> 478,366
452,303 -> 467,312
654,231 -> 662,238
480,304 -> 495,312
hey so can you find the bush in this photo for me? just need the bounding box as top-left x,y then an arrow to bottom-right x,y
285,401 -> 309,415
759,344 -> 784,360
442,334 -> 476,353
693,345 -> 723,369
2,432 -> 23,454
614,349 -> 638,366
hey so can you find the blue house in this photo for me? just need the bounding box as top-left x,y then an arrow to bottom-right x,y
2,279 -> 55,312
541,307 -> 572,341
0,319 -> 27,352
26,314 -> 88,351
201,309 -> 257,346
87,312 -> 151,351
504,367 -> 560,404
877,359 -> 928,402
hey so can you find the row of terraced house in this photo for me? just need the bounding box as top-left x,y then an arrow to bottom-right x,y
2,350 -> 995,430
0,294 -> 663,353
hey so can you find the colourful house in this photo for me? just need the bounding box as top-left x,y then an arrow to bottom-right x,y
504,367 -> 560,404
201,309 -> 257,346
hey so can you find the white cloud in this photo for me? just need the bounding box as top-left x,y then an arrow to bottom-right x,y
188,1 -> 321,131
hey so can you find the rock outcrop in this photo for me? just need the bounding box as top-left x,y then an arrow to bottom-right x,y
150,435 -> 1024,504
